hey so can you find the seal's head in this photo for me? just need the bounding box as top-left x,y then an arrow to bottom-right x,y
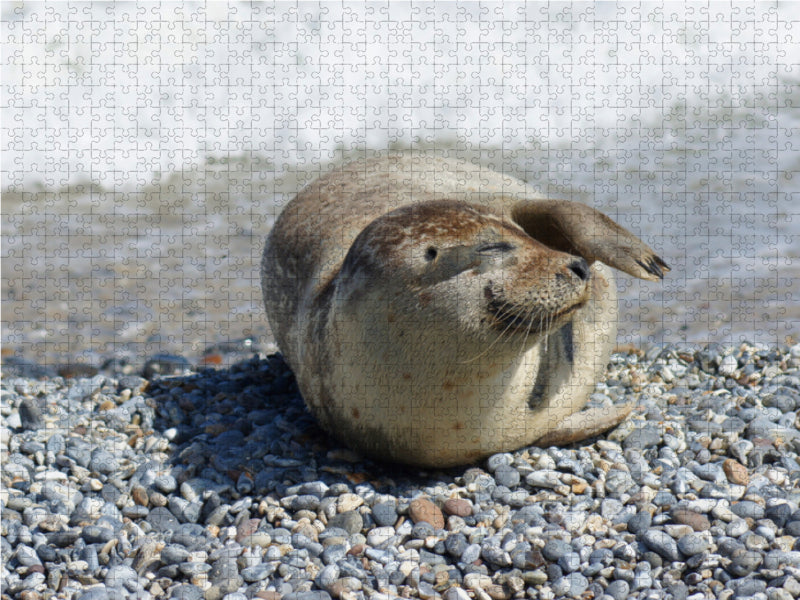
334,200 -> 592,358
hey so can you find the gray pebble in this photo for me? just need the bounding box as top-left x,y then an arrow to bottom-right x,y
147,506 -> 180,533
209,558 -> 243,592
169,497 -> 201,523
154,474 -> 177,494
626,511 -> 652,536
554,572 -> 589,597
677,533 -> 710,556
105,564 -> 137,587
411,521 -> 434,539
321,544 -> 347,565
728,577 -> 767,597
18,398 -> 45,430
241,562 -> 276,582
605,579 -> 630,600
327,510 -> 363,535
731,501 -> 765,520
632,570 -> 654,590
641,529 -> 680,562
160,543 -> 190,564
48,528 -> 80,547
316,564 -> 340,589
486,453 -> 514,471
80,545 -> 100,573
542,539 -> 572,561
89,448 -> 118,475
170,584 -> 204,600
480,545 -> 511,567
445,533 -> 468,558
558,551 -> 581,573
623,424 -> 661,450
283,593 -> 332,600
372,501 -> 398,527
291,494 -> 320,511
727,549 -> 763,577
14,544 -> 41,567
605,470 -> 636,496
461,543 -> 481,564
493,464 -> 520,488
179,561 -> 212,576
81,525 -> 114,544
36,544 -> 57,562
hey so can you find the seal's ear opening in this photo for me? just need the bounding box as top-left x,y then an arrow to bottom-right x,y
510,200 -> 670,282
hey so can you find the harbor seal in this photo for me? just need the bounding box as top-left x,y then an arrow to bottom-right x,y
261,154 -> 668,467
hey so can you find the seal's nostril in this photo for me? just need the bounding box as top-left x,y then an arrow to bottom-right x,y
568,258 -> 590,281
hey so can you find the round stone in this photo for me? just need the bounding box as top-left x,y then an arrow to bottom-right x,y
493,465 -> 520,488
327,510 -> 363,535
371,502 -> 398,527
671,508 -> 710,531
409,498 -> 445,529
442,498 -> 473,518
18,399 -> 45,431
626,511 -> 652,536
722,459 -> 749,485
641,530 -> 680,562
542,539 -> 572,562
677,533 -> 710,556
605,580 -> 630,600
731,501 -> 765,520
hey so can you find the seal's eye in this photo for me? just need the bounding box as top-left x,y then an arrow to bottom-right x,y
425,247 -> 438,261
476,242 -> 515,254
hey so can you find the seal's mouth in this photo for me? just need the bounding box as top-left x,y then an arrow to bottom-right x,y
487,298 -> 587,333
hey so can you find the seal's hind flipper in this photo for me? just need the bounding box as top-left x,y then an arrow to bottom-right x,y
533,403 -> 634,447
510,200 -> 670,282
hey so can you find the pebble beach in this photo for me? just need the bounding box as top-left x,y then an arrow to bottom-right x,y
3,342 -> 800,600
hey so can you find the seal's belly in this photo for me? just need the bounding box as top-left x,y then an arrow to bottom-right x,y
306,337 -> 575,466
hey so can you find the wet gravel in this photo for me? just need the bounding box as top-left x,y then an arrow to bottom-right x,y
3,341 -> 800,600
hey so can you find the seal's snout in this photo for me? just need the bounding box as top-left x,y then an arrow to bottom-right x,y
567,258 -> 590,282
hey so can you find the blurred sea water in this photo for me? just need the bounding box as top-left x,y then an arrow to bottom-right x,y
2,2 -> 798,366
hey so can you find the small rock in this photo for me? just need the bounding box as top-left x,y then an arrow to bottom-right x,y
493,465 -> 520,488
542,539 -> 572,562
18,399 -> 45,431
677,533 -> 710,556
241,563 -> 276,582
671,508 -> 710,531
409,497 -> 445,529
443,498 -> 473,518
731,500 -> 764,520
367,526 -> 395,547
327,510 -> 363,535
641,529 -> 680,562
605,580 -> 630,600
723,459 -> 749,485
371,501 -> 398,526
336,493 -> 363,513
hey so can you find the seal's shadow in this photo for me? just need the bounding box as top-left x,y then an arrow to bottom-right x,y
149,354 -> 466,497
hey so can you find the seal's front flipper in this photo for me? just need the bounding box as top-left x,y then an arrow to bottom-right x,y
533,403 -> 634,447
510,200 -> 670,282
